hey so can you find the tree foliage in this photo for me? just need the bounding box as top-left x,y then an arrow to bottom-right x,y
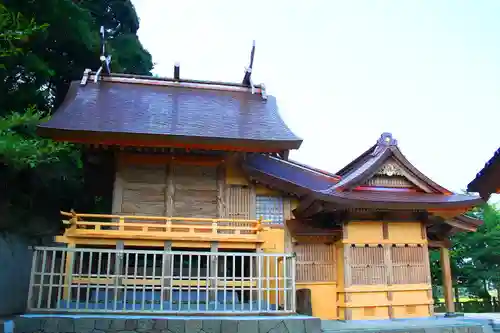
0,1 -> 153,238
430,203 -> 500,300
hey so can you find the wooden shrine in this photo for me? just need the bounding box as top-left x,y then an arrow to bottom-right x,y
31,67 -> 484,320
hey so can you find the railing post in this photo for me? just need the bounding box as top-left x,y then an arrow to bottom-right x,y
257,216 -> 263,232
257,247 -> 264,311
212,220 -> 218,235
209,241 -> 218,302
114,241 -> 124,307
26,248 -> 38,311
291,253 -> 296,312
162,241 -> 172,301
63,244 -> 75,301
119,217 -> 125,231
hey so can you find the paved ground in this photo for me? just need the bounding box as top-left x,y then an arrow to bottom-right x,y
321,316 -> 496,333
462,313 -> 500,323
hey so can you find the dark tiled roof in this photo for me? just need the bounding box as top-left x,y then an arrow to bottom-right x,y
331,132 -> 451,194
314,190 -> 483,209
244,154 -> 339,193
38,73 -> 302,151
467,147 -> 500,200
244,133 -> 483,210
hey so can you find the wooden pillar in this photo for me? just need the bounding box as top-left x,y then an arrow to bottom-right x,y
165,163 -> 174,217
63,243 -> 75,300
440,247 -> 455,313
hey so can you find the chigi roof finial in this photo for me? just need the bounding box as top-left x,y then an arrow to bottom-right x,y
242,40 -> 256,92
94,25 -> 112,82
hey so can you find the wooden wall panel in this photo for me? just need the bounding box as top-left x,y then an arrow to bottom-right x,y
295,243 -> 336,282
119,164 -> 167,216
391,245 -> 430,284
172,164 -> 218,218
347,246 -> 386,286
344,244 -> 431,286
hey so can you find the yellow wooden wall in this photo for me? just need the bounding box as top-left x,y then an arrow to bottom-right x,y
295,243 -> 338,319
337,220 -> 433,320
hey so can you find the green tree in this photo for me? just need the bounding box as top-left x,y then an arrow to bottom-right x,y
430,203 -> 500,302
0,1 -> 153,238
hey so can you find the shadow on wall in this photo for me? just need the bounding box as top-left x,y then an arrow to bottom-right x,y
0,234 -> 33,316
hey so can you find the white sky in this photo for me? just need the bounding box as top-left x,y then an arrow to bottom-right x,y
133,0 -> 499,201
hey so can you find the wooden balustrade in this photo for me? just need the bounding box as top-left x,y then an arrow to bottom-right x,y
60,211 -> 269,242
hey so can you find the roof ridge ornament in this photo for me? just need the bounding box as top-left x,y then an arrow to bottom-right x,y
371,132 -> 398,156
94,25 -> 112,83
80,68 -> 92,86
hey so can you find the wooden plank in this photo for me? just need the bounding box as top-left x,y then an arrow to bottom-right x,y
216,164 -> 225,218
165,163 -> 173,216
249,184 -> 256,219
384,245 -> 393,286
294,243 -> 336,282
119,161 -> 167,216
173,164 -> 218,218
112,158 -> 124,214
343,244 -> 352,287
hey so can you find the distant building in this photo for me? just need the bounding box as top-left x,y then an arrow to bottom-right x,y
468,147 -> 500,200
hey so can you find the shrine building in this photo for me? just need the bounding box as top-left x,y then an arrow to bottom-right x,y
27,65 -> 483,320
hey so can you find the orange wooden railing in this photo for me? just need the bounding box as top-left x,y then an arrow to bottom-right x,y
61,211 -> 269,241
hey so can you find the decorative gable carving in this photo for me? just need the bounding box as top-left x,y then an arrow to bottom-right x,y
361,160 -> 432,192
363,175 -> 416,188
376,162 -> 405,177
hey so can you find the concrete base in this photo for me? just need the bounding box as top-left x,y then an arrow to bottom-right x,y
322,317 -> 494,333
8,314 -> 321,333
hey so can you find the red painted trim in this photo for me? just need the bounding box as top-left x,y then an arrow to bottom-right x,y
353,186 -> 420,193
119,153 -> 223,166
51,136 -> 282,153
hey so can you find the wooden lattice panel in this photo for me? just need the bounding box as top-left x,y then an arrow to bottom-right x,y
391,245 -> 430,284
224,185 -> 255,234
347,246 -> 386,286
295,243 -> 336,282
227,185 -> 252,219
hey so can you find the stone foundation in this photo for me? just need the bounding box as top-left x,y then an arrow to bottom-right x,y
10,315 -> 321,333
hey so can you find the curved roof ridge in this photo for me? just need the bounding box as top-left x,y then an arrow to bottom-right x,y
327,132 -> 454,194
388,145 -> 452,194
285,158 -> 341,180
81,70 -> 268,96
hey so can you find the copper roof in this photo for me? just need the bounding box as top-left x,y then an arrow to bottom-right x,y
38,71 -> 302,152
467,147 -> 500,200
244,133 -> 483,210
